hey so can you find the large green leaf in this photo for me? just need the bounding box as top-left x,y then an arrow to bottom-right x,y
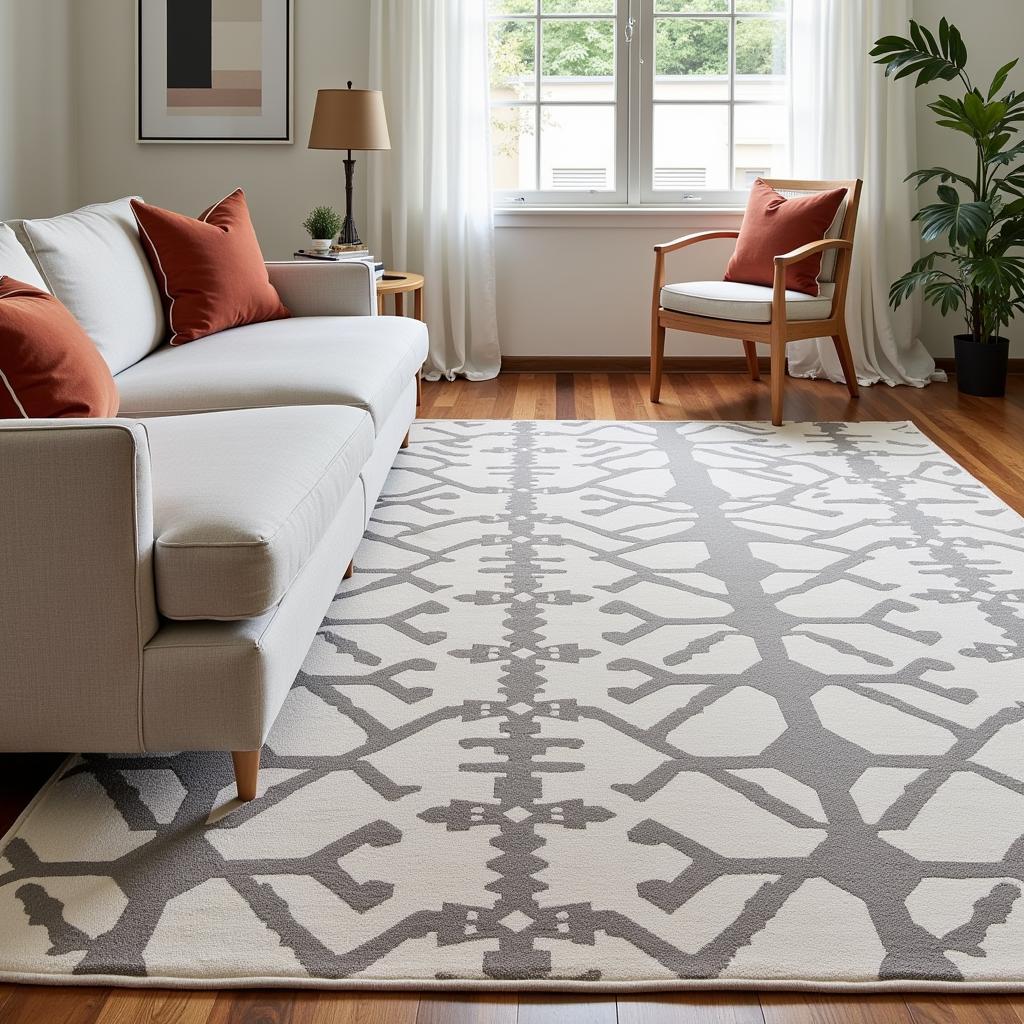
914,195 -> 993,246
905,167 -> 976,191
989,59 -> 1019,100
870,19 -> 965,87
963,256 -> 1024,298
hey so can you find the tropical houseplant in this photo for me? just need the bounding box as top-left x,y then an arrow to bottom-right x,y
871,19 -> 1024,396
302,206 -> 343,254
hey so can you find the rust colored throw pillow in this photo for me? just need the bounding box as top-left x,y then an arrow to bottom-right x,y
0,277 -> 119,418
130,189 -> 290,345
724,180 -> 848,296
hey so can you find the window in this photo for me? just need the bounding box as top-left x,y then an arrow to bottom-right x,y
488,0 -> 628,204
487,0 -> 792,206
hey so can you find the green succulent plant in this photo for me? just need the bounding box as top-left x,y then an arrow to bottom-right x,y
871,19 -> 1024,343
303,206 -> 343,240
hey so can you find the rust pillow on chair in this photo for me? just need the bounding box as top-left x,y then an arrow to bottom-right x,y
130,189 -> 290,346
724,180 -> 848,296
0,276 -> 119,418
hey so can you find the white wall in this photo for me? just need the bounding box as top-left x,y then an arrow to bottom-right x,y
0,0 -> 75,220
913,0 -> 1023,357
71,0 -> 371,261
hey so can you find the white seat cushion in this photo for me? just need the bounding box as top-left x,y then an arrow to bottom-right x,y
0,224 -> 48,291
116,315 -> 428,434
11,198 -> 165,375
144,405 -> 373,621
661,280 -> 835,324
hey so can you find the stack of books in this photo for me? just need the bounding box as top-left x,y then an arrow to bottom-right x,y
294,245 -> 385,279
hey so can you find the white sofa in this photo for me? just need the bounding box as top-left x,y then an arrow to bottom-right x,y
0,199 -> 427,800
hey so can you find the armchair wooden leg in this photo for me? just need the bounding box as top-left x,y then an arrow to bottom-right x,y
742,341 -> 761,381
831,328 -> 860,399
344,559 -> 354,580
401,430 -> 410,450
650,319 -> 666,403
770,338 -> 786,427
232,749 -> 261,802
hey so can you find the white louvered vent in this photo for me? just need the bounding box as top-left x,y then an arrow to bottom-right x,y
654,167 -> 707,189
551,168 -> 608,190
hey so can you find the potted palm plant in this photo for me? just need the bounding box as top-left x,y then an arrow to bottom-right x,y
871,20 -> 1024,396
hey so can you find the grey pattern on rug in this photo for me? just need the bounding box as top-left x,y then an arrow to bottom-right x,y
2,420 -> 1024,990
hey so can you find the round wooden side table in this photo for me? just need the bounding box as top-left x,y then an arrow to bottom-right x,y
377,271 -> 424,320
377,271 -> 425,406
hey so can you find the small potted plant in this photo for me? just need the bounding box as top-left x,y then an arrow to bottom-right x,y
302,206 -> 343,254
872,20 -> 1024,396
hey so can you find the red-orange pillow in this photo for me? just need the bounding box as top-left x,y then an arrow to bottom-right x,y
724,180 -> 847,296
0,277 -> 119,418
131,189 -> 290,345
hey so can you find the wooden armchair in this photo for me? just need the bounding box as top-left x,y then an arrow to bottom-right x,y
650,178 -> 863,426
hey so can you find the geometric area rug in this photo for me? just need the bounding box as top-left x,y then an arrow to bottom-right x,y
2,420 -> 1023,992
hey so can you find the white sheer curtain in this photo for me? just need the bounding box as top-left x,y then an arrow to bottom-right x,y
366,0 -> 502,381
788,0 -> 944,387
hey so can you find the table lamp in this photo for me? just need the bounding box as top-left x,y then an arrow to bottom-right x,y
308,83 -> 391,248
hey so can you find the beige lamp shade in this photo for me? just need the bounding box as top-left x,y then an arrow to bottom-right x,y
308,88 -> 391,151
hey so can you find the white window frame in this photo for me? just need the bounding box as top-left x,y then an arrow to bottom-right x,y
638,0 -> 793,207
489,2 -> 630,207
488,0 -> 793,209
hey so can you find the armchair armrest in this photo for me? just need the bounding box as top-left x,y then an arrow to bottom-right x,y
0,420 -> 157,753
774,237 -> 852,268
771,238 -> 853,322
654,230 -> 740,255
265,259 -> 377,318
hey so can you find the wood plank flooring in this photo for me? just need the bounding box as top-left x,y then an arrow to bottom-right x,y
1,371 -> 1022,1024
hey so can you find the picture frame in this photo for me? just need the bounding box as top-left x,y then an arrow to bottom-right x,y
136,0 -> 293,144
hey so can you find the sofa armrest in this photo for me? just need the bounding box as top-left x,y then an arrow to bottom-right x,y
0,419 -> 158,753
265,260 -> 377,318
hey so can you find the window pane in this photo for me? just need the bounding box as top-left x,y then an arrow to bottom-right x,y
733,103 -> 789,187
541,0 -> 614,12
489,20 -> 536,102
654,18 -> 729,100
489,0 -> 535,14
652,105 -> 730,191
735,0 -> 786,12
541,19 -> 615,101
655,0 -> 728,12
540,105 -> 615,191
492,106 -> 538,191
735,17 -> 787,101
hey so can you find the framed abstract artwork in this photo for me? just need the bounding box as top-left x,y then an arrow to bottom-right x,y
137,0 -> 292,144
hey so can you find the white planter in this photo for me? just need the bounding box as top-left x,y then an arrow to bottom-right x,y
309,238 -> 333,254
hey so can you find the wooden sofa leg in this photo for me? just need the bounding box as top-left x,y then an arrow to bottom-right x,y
344,559 -> 354,580
742,341 -> 761,381
401,430 -> 410,449
232,749 -> 261,802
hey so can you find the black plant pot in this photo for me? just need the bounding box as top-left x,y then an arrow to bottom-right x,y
954,335 -> 1010,397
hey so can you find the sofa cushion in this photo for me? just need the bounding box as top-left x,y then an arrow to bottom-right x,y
131,190 -> 290,346
116,315 -> 428,434
144,405 -> 373,621
0,277 -> 120,418
0,225 -> 48,291
12,198 -> 165,375
660,280 -> 836,324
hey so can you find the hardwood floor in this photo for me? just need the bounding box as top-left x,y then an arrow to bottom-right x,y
1,371 -> 1022,1024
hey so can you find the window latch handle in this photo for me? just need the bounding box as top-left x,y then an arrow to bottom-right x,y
624,17 -> 635,44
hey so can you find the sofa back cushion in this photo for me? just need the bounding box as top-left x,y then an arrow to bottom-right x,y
13,198 -> 165,375
0,224 -> 49,291
0,276 -> 120,418
130,189 -> 290,346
